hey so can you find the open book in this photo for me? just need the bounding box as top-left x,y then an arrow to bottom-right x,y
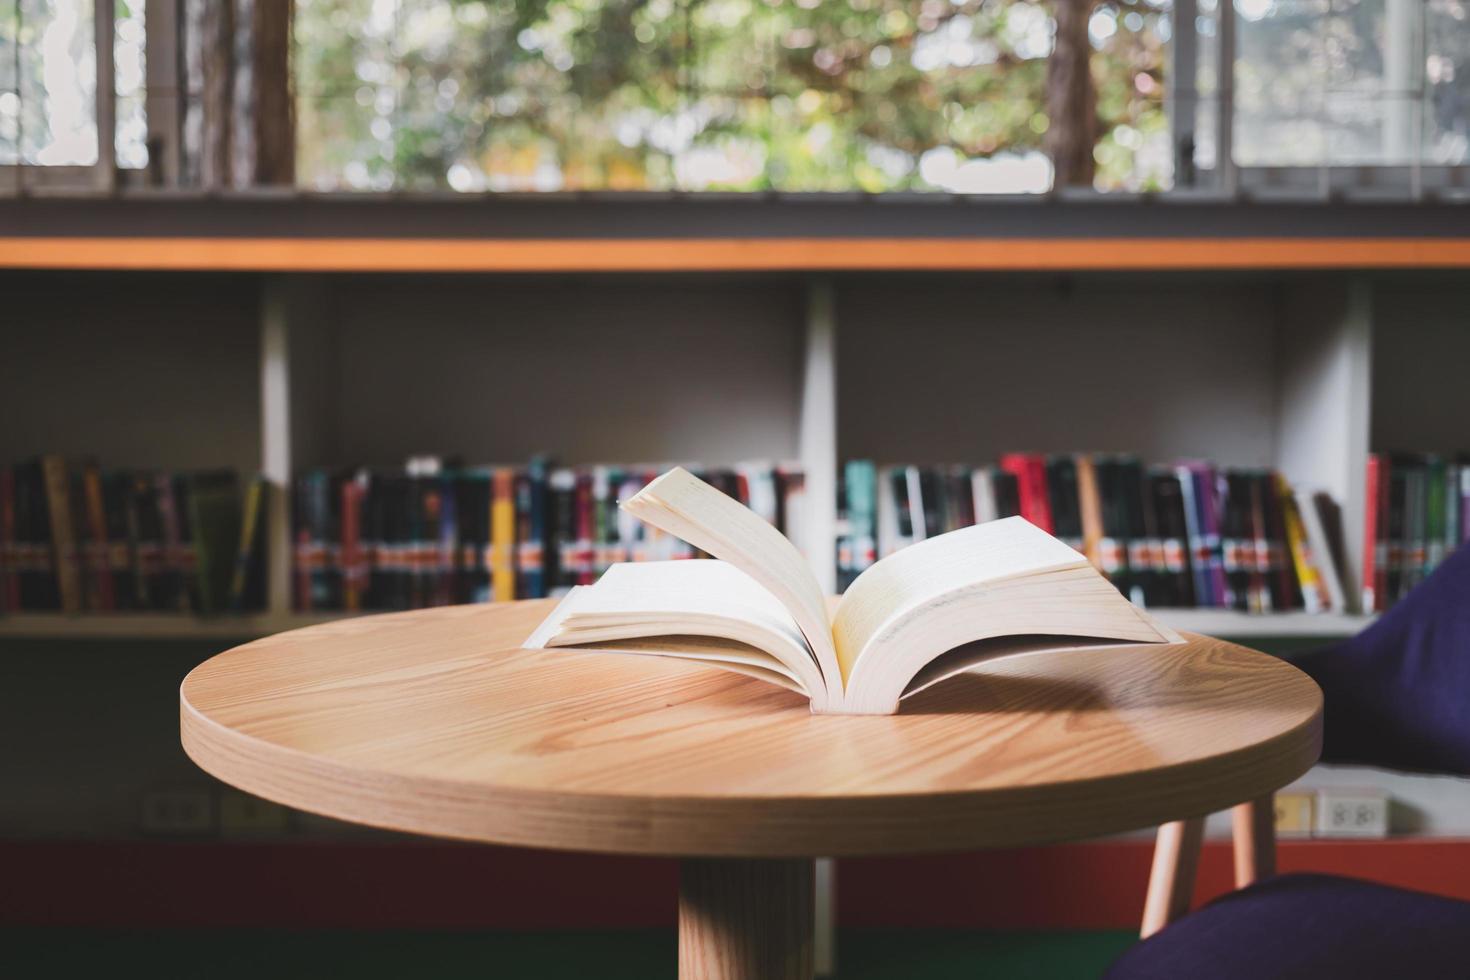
525,467 -> 1182,715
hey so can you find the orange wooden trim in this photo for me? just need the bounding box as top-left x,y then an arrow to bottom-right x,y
5,236 -> 1470,272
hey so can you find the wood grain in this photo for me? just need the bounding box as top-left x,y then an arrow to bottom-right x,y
1232,795 -> 1278,887
1140,817 -> 1206,938
12,236 -> 1470,272
679,859 -> 813,979
179,600 -> 1322,857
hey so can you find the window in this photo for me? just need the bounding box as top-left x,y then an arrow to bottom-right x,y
293,0 -> 1171,194
0,0 -> 147,182
4,0 -> 1467,195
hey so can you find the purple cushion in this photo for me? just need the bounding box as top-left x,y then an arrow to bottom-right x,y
1105,873 -> 1470,980
1294,543 -> 1470,775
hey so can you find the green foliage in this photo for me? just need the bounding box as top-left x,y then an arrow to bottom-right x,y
295,0 -> 1171,192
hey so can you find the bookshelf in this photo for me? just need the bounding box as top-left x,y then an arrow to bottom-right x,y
3,197 -> 1468,639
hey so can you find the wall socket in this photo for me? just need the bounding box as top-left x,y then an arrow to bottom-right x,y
1314,788 -> 1389,838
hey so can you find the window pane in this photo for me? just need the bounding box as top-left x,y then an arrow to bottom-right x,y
115,0 -> 145,169
1425,0 -> 1470,164
17,0 -> 97,165
1,2 -> 16,165
1234,0 -> 1329,166
292,0 -> 1076,193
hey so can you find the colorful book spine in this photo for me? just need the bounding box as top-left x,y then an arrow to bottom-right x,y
490,467 -> 514,599
999,453 -> 1053,533
41,456 -> 83,613
0,465 -> 16,613
1278,474 -> 1326,614
80,462 -> 116,611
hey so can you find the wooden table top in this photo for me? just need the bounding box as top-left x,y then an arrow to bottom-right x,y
180,600 -> 1322,858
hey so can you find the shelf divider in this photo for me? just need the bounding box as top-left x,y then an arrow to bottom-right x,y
799,279 -> 839,596
261,277 -> 294,618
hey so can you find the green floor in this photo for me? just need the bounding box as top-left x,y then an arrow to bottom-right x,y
5,929 -> 1136,978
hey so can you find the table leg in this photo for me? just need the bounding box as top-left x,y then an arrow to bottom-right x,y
679,857 -> 814,980
1231,794 -> 1276,887
1140,816 -> 1205,939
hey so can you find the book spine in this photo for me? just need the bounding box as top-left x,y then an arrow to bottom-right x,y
1277,474 -> 1325,614
230,476 -> 267,613
844,460 -> 875,582
1362,454 -> 1380,613
1174,464 -> 1209,606
1246,472 -> 1271,613
1133,461 -> 1157,608
1262,472 -> 1300,611
1150,470 -> 1194,608
437,471 -> 459,607
889,467 -> 913,552
175,475 -> 203,612
41,456 -> 83,613
513,470 -> 539,599
1094,459 -> 1129,597
574,472 -> 596,581
777,465 -> 806,554
460,471 -> 489,604
904,466 -> 925,543
1426,456 -> 1447,576
1399,455 -> 1422,593
0,465 -> 16,613
292,473 -> 313,612
1443,462 -> 1460,558
548,469 -> 576,596
1075,456 -> 1103,570
80,462 -> 116,611
617,472 -> 646,565
490,467 -> 516,602
998,453 -> 1053,533
1046,456 -> 1083,552
1461,462 -> 1470,547
102,472 -> 138,612
1296,487 -> 1346,612
339,477 -> 363,612
1385,459 -> 1407,606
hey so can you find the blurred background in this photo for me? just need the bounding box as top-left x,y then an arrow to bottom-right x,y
3,2 -> 1470,978
5,0 -> 1470,194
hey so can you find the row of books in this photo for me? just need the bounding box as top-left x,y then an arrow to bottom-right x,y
0,458 -> 268,614
292,458 -> 806,611
1363,453 -> 1470,612
836,455 -> 1351,613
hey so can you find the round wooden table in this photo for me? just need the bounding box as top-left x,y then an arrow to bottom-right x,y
181,599 -> 1322,979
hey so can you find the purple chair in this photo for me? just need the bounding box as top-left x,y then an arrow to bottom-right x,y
1107,543 -> 1470,980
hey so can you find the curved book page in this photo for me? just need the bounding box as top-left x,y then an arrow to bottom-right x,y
834,518 -> 1180,714
524,560 -> 829,709
570,636 -> 810,697
621,468 -> 842,697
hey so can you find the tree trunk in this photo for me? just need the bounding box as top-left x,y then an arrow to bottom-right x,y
183,0 -> 293,188
1046,0 -> 1098,189
233,0 -> 295,186
182,0 -> 233,188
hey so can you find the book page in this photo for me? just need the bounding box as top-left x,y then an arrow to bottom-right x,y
621,468 -> 841,694
526,561 -> 828,704
831,517 -> 1090,683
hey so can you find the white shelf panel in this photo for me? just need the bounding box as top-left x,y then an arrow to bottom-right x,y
1152,609 -> 1373,638
0,612 -> 357,640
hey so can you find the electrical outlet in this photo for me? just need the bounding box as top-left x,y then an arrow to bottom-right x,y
1314,788 -> 1389,838
1273,791 -> 1315,837
219,790 -> 291,837
140,786 -> 216,836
